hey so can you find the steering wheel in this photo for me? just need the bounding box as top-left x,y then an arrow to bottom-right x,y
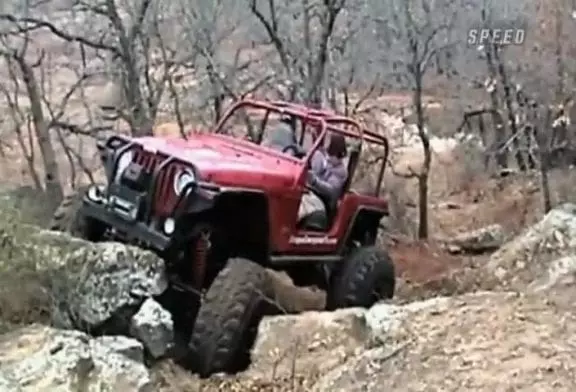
282,143 -> 306,158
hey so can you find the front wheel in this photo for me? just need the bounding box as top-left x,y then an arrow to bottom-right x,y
326,245 -> 395,310
182,258 -> 274,377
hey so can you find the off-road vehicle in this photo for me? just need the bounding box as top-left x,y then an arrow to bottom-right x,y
50,98 -> 395,377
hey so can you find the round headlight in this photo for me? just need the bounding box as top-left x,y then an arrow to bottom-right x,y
86,184 -> 104,202
113,150 -> 134,183
163,218 -> 175,234
173,169 -> 196,195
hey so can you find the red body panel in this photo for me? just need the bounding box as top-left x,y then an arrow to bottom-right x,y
270,192 -> 388,254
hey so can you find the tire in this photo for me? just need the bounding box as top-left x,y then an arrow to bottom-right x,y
49,186 -> 105,241
184,258 -> 273,377
327,245 -> 395,310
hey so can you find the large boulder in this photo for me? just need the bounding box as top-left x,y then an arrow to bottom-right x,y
0,324 -> 153,391
486,203 -> 576,292
246,308 -> 366,382
0,221 -> 168,348
31,230 -> 168,334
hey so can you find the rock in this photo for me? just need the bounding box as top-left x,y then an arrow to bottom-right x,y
529,255 -> 576,292
246,284 -> 454,386
0,223 -> 168,334
129,298 -> 174,358
247,308 -> 366,380
486,203 -> 576,290
0,370 -> 21,392
436,201 -> 462,210
0,324 -> 153,391
526,255 -> 576,309
446,224 -> 505,254
363,296 -> 452,342
312,291 -> 576,391
92,335 -> 145,363
39,231 -> 168,333
239,297 -> 453,385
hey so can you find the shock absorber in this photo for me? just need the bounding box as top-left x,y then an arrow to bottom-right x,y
192,231 -> 211,289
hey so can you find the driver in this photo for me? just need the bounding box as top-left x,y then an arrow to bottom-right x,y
298,133 -> 348,221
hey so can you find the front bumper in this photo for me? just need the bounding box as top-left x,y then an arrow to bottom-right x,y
82,197 -> 172,249
82,181 -> 219,251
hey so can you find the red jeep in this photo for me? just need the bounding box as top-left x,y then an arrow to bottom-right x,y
50,98 -> 395,376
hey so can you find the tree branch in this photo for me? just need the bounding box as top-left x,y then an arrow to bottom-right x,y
0,14 -> 119,53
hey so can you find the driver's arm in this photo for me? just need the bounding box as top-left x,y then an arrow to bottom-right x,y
308,166 -> 347,200
310,150 -> 325,173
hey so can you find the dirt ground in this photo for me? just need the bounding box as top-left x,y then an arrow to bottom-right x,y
381,162 -> 569,305
390,240 -> 461,282
315,292 -> 576,392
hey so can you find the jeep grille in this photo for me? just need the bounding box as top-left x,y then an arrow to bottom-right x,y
132,149 -> 183,216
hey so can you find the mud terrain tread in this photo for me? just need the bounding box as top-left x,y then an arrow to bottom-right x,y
327,245 -> 395,310
186,258 -> 272,377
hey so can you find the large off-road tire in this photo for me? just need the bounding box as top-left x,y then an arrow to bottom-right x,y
184,258 -> 273,377
326,245 -> 395,310
49,186 -> 105,241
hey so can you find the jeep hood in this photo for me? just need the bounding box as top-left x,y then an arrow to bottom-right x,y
134,134 -> 302,189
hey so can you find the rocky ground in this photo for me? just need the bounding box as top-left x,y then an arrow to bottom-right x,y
0,180 -> 576,391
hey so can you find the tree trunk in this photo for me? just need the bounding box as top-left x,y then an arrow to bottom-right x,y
119,48 -> 152,137
414,73 -> 430,239
554,4 -> 564,102
494,47 -> 534,171
539,151 -> 552,213
484,45 -> 507,169
17,57 -> 63,208
14,125 -> 43,191
305,4 -> 342,106
535,109 -> 552,212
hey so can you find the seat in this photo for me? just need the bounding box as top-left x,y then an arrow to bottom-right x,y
298,142 -> 361,231
298,209 -> 328,231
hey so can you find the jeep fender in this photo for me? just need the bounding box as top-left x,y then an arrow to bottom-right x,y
340,207 -> 388,249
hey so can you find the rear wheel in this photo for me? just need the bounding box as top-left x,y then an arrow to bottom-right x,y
183,258 -> 274,377
49,185 -> 106,241
327,245 -> 395,310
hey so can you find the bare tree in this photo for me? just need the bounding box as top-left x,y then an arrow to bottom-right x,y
248,0 -> 346,106
0,0 -> 110,196
1,0 -> 187,136
476,0 -> 576,211
177,0 -> 274,125
0,18 -> 64,205
324,1 -> 383,115
379,0 -> 461,239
